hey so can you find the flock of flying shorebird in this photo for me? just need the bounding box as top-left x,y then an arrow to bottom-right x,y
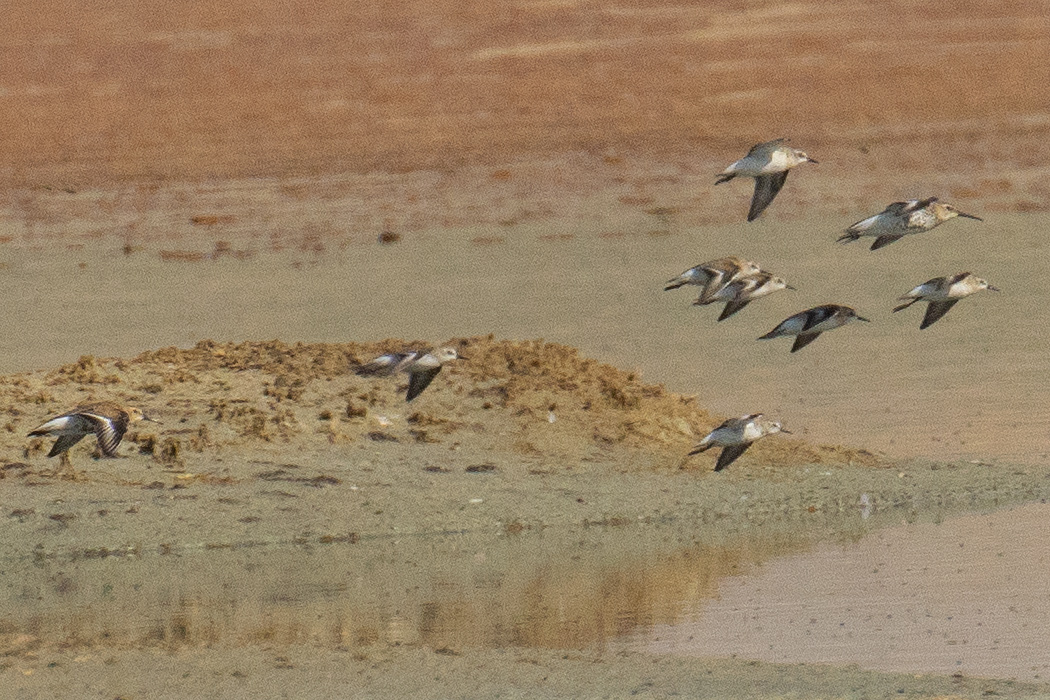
25,138 -> 995,474
672,138 -> 995,471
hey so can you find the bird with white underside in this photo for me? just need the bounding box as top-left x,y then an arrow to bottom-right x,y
693,270 -> 796,321
28,402 -> 158,462
715,138 -> 817,222
759,304 -> 870,353
893,272 -> 999,329
837,197 -> 982,250
686,413 -> 790,471
664,256 -> 762,302
354,346 -> 466,401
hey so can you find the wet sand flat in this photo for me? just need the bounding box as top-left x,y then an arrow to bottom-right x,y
12,646 -> 1050,700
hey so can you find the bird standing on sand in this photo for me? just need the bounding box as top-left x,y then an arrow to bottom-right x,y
664,256 -> 762,302
715,139 -> 817,222
893,272 -> 1000,329
687,413 -> 790,471
28,402 -> 158,460
759,304 -> 870,353
354,347 -> 465,401
693,270 -> 796,321
837,198 -> 983,250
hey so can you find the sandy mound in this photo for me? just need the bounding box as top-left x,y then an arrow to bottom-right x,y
2,337 -> 878,478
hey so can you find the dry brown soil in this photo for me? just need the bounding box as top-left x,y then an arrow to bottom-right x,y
3,0 -> 1050,226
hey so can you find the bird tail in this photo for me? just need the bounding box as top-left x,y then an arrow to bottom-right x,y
836,232 -> 860,244
714,173 -> 734,185
353,362 -> 388,377
892,299 -> 917,313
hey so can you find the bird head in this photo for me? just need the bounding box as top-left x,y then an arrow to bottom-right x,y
128,407 -> 160,424
794,149 -> 818,165
435,347 -> 465,363
976,277 -> 1000,292
936,202 -> 983,222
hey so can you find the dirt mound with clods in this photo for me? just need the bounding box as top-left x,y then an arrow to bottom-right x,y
0,337 -> 880,478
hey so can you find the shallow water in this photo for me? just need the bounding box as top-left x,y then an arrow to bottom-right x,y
6,504 -> 1049,681
0,210 -> 1045,461
631,502 -> 1050,682
0,519 -> 823,653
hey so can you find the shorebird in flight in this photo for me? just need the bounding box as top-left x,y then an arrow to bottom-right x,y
354,347 -> 465,401
29,402 -> 158,461
759,304 -> 870,353
837,198 -> 982,250
893,272 -> 999,329
664,256 -> 762,303
687,413 -> 789,471
693,270 -> 796,321
715,139 -> 817,222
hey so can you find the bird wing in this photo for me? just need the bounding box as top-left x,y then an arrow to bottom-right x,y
801,306 -> 834,331
747,138 -> 785,157
717,416 -> 751,430
913,276 -> 945,290
903,198 -> 940,228
718,298 -> 751,321
920,300 -> 960,329
870,234 -> 903,250
882,199 -> 921,215
405,366 -> 442,402
697,271 -> 732,304
82,411 -> 130,457
790,332 -> 822,353
747,171 -> 789,222
355,352 -> 414,377
47,434 -> 88,458
881,201 -> 911,215
715,443 -> 753,471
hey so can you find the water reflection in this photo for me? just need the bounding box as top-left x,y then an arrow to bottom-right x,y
6,503 -> 1047,681
0,519 -> 846,654
630,502 -> 1050,682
